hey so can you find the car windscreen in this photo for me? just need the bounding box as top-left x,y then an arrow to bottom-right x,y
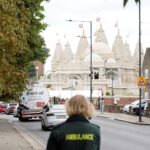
9,104 -> 17,106
131,100 -> 139,105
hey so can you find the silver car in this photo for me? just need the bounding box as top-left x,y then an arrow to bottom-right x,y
131,99 -> 150,116
41,104 -> 68,130
123,100 -> 140,114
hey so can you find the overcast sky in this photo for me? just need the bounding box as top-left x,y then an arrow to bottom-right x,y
41,0 -> 150,72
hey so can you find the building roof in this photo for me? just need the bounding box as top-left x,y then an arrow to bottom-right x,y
52,40 -> 63,63
76,30 -> 89,61
83,53 -> 103,63
62,41 -> 73,63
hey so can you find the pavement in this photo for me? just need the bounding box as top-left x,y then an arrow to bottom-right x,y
96,111 -> 150,125
0,117 -> 45,150
0,112 -> 150,150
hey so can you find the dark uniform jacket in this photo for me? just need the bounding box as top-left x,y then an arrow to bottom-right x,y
46,115 -> 101,150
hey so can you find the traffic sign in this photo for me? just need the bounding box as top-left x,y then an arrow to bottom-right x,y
137,76 -> 147,88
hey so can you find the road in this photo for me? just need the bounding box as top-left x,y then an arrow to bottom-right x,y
1,114 -> 150,150
93,117 -> 150,150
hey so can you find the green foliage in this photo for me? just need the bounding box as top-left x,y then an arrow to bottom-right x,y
27,63 -> 36,79
106,92 -> 110,96
147,102 -> 150,111
0,0 -> 49,101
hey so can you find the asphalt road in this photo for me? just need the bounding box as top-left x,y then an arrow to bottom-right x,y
1,114 -> 150,150
93,117 -> 150,150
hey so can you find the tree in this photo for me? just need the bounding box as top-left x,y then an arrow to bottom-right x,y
0,0 -> 49,101
123,0 -> 139,6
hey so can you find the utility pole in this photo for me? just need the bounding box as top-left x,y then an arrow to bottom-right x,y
139,0 -> 142,122
66,19 -> 93,103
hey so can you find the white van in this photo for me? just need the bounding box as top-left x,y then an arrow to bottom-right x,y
18,83 -> 49,121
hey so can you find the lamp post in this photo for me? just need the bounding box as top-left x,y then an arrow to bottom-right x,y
139,0 -> 142,122
66,19 -> 93,103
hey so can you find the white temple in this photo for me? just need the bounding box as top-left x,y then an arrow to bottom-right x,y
41,23 -> 144,98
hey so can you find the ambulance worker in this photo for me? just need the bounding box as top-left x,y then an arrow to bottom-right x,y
46,94 -> 101,150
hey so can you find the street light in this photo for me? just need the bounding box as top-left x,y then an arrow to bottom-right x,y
66,19 -> 93,103
139,0 -> 142,122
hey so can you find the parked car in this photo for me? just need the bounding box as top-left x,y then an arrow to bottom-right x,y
132,99 -> 150,116
123,104 -> 132,113
123,100 -> 140,114
0,102 -> 9,113
5,103 -> 17,115
41,104 -> 68,131
144,101 -> 150,116
0,104 -> 6,113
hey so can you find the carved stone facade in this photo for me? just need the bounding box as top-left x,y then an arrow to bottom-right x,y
41,24 -> 144,98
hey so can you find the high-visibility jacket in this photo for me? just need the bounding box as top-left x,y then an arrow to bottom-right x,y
46,115 -> 101,150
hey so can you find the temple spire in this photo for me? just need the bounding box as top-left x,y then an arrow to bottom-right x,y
95,23 -> 108,44
75,30 -> 89,62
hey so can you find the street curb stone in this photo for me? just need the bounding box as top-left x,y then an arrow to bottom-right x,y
13,123 -> 46,150
96,111 -> 150,125
114,118 -> 150,125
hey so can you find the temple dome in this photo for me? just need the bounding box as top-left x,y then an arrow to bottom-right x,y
93,42 -> 111,53
106,58 -> 117,63
85,42 -> 111,56
83,53 -> 103,62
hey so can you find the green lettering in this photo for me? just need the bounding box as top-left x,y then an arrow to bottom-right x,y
77,134 -> 80,140
72,134 -> 76,140
65,134 -> 94,141
83,134 -> 87,140
66,134 -> 69,140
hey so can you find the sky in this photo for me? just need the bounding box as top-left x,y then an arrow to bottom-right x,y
41,0 -> 150,73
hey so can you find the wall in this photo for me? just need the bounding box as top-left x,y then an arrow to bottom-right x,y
142,48 -> 150,98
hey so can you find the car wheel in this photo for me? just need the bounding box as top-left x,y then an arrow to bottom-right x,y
19,116 -> 28,122
13,114 -> 15,117
19,116 -> 24,121
5,111 -> 8,115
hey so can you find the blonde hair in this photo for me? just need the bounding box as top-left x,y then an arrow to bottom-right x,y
66,95 -> 95,118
